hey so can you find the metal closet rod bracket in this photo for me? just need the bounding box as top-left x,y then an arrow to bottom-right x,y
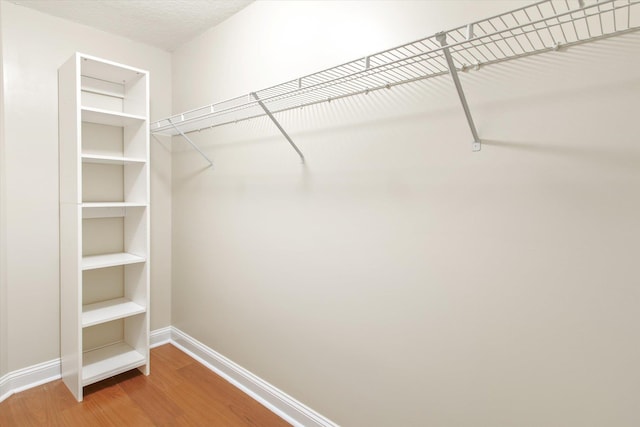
251,92 -> 306,164
168,119 -> 214,168
436,31 -> 481,152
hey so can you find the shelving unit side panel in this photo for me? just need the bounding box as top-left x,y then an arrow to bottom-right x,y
123,73 -> 148,118
142,69 -> 150,373
123,206 -> 147,256
60,203 -> 82,401
124,314 -> 149,376
120,69 -> 150,303
123,121 -> 147,160
124,262 -> 147,308
59,54 -> 81,205
123,163 -> 147,203
137,72 -> 150,335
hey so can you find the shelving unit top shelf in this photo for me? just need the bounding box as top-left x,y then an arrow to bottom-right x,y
151,0 -> 640,137
80,53 -> 147,85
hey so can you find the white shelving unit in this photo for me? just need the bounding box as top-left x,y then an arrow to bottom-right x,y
59,53 -> 150,401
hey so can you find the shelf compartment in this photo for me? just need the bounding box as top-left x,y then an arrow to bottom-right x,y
80,55 -> 147,117
151,0 -> 640,136
82,342 -> 146,386
82,252 -> 146,270
82,161 -> 147,204
82,154 -> 146,165
82,298 -> 146,328
82,107 -> 146,127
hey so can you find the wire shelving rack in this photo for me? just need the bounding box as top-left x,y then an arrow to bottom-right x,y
151,0 -> 640,163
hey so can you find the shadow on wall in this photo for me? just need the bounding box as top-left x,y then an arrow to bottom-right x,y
482,140 -> 639,172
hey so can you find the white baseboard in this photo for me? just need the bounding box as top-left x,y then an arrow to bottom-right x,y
169,326 -> 339,427
0,325 -> 174,403
150,326 -> 172,348
0,358 -> 61,403
0,326 -> 339,427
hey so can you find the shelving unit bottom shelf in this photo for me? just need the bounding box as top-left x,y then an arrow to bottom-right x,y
82,342 -> 146,386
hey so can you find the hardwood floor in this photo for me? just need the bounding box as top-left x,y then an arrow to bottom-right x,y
0,344 -> 291,426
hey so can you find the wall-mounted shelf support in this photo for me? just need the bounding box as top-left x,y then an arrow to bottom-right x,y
168,119 -> 214,168
251,92 -> 306,164
436,31 -> 481,152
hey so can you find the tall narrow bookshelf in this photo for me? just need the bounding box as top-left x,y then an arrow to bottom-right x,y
59,53 -> 150,401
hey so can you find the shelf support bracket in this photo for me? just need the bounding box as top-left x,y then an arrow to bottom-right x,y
168,119 -> 214,168
436,31 -> 481,152
251,92 -> 306,164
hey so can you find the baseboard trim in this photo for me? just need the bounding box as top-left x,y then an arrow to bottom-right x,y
0,325 -> 174,403
0,358 -> 61,403
0,326 -> 339,427
170,327 -> 339,427
150,326 -> 172,348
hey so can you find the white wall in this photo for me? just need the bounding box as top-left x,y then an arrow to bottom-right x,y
0,2 -> 172,372
171,1 -> 640,426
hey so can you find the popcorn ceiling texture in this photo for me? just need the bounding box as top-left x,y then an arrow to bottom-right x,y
11,0 -> 254,51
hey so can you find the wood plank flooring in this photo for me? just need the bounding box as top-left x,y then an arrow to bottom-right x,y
0,344 -> 291,426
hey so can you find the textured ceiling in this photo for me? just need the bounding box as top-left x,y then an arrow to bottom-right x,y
11,0 -> 254,51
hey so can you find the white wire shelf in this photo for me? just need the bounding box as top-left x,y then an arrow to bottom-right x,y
151,0 -> 640,138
